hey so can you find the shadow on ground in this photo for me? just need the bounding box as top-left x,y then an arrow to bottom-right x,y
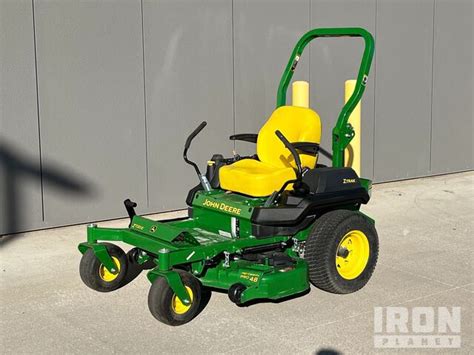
315,348 -> 341,355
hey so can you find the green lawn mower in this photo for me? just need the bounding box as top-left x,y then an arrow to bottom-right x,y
78,27 -> 379,326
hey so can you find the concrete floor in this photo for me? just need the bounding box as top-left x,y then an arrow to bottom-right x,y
1,172 -> 472,354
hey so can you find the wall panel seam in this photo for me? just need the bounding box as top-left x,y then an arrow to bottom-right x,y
140,0 -> 150,208
31,0 -> 44,222
429,0 -> 436,173
231,0 -> 236,143
308,0 -> 311,82
372,0 -> 378,180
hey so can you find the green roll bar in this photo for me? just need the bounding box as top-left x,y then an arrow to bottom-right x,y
276,27 -> 375,168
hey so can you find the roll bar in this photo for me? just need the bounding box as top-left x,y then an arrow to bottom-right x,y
276,27 -> 374,168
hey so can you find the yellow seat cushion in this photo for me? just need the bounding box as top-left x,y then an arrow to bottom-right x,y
219,159 -> 296,197
219,105 -> 321,197
257,106 -> 321,170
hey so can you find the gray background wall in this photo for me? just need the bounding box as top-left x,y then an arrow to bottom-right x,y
1,0 -> 472,235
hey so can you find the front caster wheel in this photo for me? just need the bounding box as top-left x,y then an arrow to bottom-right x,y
148,270 -> 203,326
79,243 -> 128,292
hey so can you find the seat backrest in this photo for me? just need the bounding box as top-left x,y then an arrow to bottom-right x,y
257,106 -> 322,169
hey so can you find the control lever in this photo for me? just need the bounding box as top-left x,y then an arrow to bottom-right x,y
124,199 -> 137,226
275,130 -> 303,180
183,121 -> 212,191
274,130 -> 309,197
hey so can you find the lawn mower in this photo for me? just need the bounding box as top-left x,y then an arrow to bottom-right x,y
78,27 -> 379,326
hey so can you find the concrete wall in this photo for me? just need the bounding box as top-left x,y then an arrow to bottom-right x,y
1,0 -> 472,235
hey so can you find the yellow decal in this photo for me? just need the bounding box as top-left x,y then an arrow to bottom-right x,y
202,199 -> 241,215
132,223 -> 144,230
240,272 -> 259,283
343,178 -> 356,184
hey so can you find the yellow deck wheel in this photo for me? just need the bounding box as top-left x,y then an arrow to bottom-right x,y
171,286 -> 194,314
99,256 -> 121,282
336,230 -> 370,280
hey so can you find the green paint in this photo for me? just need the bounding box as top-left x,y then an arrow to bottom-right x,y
79,27 -> 377,307
131,215 -> 199,245
82,209 -> 298,304
276,27 -> 374,169
199,258 -> 309,303
78,241 -> 117,273
191,190 -> 264,238
136,252 -> 151,266
80,183 -> 372,303
147,269 -> 192,305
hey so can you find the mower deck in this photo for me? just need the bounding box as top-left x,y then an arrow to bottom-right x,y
80,209 -> 309,305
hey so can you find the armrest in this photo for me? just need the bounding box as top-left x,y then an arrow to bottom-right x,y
291,142 -> 320,155
229,133 -> 258,143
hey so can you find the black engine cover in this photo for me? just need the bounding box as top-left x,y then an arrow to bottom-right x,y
251,167 -> 369,234
302,167 -> 362,194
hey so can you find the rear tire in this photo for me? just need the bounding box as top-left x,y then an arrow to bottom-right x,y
148,270 -> 203,326
305,210 -> 378,294
79,243 -> 128,292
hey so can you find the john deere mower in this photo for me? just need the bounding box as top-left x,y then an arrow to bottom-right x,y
78,27 -> 379,326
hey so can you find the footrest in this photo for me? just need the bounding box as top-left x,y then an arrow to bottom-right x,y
130,216 -> 199,245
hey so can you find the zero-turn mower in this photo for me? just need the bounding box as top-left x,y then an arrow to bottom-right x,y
79,27 -> 379,326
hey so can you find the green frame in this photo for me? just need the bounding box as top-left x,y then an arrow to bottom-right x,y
276,27 -> 375,168
79,211 -> 313,305
78,27 -> 375,307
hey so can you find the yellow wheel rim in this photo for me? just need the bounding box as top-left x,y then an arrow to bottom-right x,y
336,230 -> 370,280
99,256 -> 121,282
171,286 -> 194,315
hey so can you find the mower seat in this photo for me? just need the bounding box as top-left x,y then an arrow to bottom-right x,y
219,106 -> 322,197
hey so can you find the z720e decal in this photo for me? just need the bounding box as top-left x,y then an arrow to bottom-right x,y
131,223 -> 144,230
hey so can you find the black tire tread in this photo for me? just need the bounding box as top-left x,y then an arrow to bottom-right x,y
305,210 -> 378,294
148,270 -> 202,326
79,242 -> 128,292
